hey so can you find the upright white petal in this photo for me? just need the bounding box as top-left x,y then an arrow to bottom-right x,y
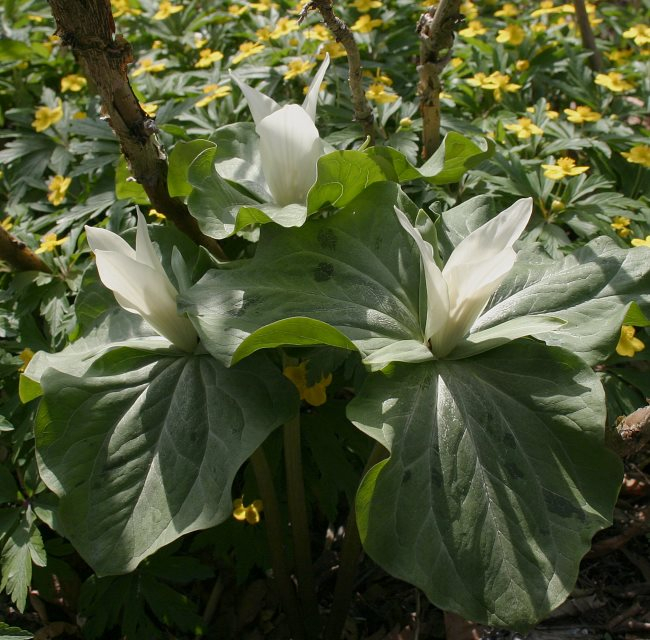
85,221 -> 198,352
441,198 -> 532,347
257,104 -> 323,206
230,73 -> 280,125
301,54 -> 330,122
394,207 -> 449,342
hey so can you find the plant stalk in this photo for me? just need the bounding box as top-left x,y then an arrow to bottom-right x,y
250,447 -> 305,640
283,412 -> 321,635
323,442 -> 387,640
572,0 -> 604,72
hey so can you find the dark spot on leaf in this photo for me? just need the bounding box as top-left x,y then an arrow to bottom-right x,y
502,432 -> 517,450
313,262 -> 334,282
402,469 -> 411,484
317,228 -> 337,251
430,466 -> 443,488
544,489 -> 585,521
504,461 -> 523,480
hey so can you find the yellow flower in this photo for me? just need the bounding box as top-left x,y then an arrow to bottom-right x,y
195,83 -> 232,107
283,361 -> 333,407
542,156 -> 589,180
399,117 -> 413,129
460,0 -> 478,19
515,59 -> 530,71
496,24 -> 525,45
148,208 -> 167,221
131,58 -> 166,77
35,233 -> 68,254
459,20 -> 487,38
283,59 -> 317,81
304,24 -> 330,41
531,22 -> 547,33
563,105 -> 601,123
466,71 -> 521,101
61,74 -> 87,92
495,3 -> 518,17
351,15 -> 382,33
610,216 -> 631,237
270,17 -> 299,38
32,102 -> 63,133
153,0 -> 183,20
621,144 -> 650,168
606,48 -> 633,64
111,0 -> 142,17
256,27 -> 272,41
451,57 -> 463,68
631,235 -> 650,248
353,0 -> 381,10
505,117 -> 544,139
595,72 -> 635,92
532,1 -> 563,17
140,102 -> 158,116
365,82 -> 398,104
232,42 -> 265,64
47,175 -> 71,206
233,498 -> 263,524
18,348 -> 34,373
73,111 -> 87,119
193,34 -> 208,49
317,42 -> 347,59
616,325 -> 645,357
227,4 -> 247,16
249,0 -> 277,11
623,24 -> 650,46
152,39 -> 164,49
1,217 -> 13,232
195,48 -> 224,68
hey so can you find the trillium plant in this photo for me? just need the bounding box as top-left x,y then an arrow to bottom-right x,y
22,51 -> 650,639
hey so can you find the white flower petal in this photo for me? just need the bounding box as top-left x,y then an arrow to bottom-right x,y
301,54 -> 330,122
257,104 -> 323,206
85,225 -> 136,261
441,197 -> 532,341
94,249 -> 197,352
230,72 -> 280,125
135,210 -> 164,272
394,207 -> 449,342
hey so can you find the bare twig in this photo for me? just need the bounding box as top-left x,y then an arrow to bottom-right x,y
417,1 -> 462,158
298,1 -> 375,143
572,0 -> 604,72
606,405 -> 650,458
0,225 -> 51,273
46,0 -> 227,260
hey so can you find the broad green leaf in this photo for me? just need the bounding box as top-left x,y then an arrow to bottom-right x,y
35,350 -> 297,575
351,340 -> 622,628
180,182 -> 424,365
0,466 -> 19,504
168,139 -> 216,197
361,340 -> 434,370
0,622 -> 33,639
210,122 -> 269,201
187,147 -> 306,239
307,150 -> 391,213
233,318 -> 357,364
475,240 -> 650,365
418,131 -> 493,184
623,301 -> 650,327
0,519 -> 46,612
438,195 -> 497,254
115,157 -> 150,205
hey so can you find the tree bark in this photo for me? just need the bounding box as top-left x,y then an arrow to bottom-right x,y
46,0 -> 227,260
0,226 -> 51,273
417,0 -> 462,159
573,0 -> 604,72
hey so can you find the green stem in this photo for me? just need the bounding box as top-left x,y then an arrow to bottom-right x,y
283,412 -> 321,634
250,447 -> 305,640
323,443 -> 388,640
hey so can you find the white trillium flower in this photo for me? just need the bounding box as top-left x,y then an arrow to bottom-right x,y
231,55 -> 329,207
85,213 -> 198,352
395,198 -> 533,358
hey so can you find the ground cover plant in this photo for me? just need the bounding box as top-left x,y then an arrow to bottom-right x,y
0,0 -> 649,638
